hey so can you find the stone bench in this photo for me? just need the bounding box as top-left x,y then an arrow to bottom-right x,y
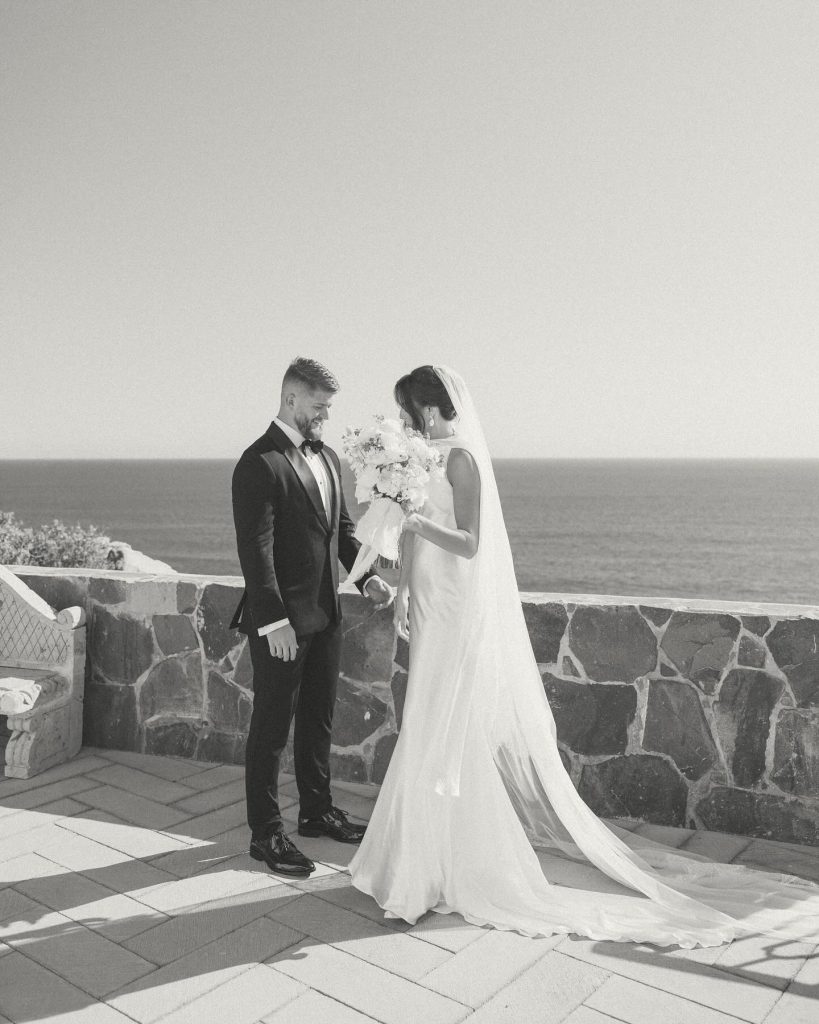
0,565 -> 86,778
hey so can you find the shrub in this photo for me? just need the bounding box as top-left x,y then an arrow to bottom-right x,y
0,511 -> 111,569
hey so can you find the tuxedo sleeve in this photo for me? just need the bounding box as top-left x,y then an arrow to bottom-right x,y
232,453 -> 287,629
332,450 -> 377,595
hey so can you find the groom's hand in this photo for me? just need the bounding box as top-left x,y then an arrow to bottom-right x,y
266,623 -> 298,661
364,576 -> 394,610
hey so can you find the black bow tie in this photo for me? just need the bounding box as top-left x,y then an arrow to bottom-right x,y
301,438 -> 324,455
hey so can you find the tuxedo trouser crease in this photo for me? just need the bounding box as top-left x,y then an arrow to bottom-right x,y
245,623 -> 342,836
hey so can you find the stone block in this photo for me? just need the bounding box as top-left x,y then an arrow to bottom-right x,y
521,601 -> 569,663
371,732 -> 398,784
333,677 -> 388,747
562,655 -> 580,677
696,786 -> 819,846
232,639 -> 253,690
767,618 -> 819,706
152,614 -> 198,656
196,729 -> 243,765
206,670 -> 251,732
17,573 -> 88,616
715,669 -> 783,787
88,606 -> 154,684
83,679 -> 138,750
643,679 -> 719,780
391,670 -> 408,729
639,605 -> 673,627
771,708 -> 819,796
340,604 -> 395,683
198,582 -> 243,662
741,615 -> 771,636
329,750 -> 368,784
139,654 -> 204,722
569,605 -> 656,683
395,636 -> 409,671
661,612 -> 740,693
144,718 -> 200,758
578,754 -> 688,826
176,581 -> 198,614
542,673 -> 636,756
89,576 -> 127,605
737,634 -> 767,669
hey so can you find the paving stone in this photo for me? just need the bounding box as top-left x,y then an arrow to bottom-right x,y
0,822 -> 67,861
126,885 -> 300,964
0,852 -> 65,888
181,763 -> 246,790
40,826 -> 180,890
408,911 -> 488,952
109,917 -> 303,1023
0,888 -> 40,924
313,880 -> 413,931
562,1009 -> 623,1024
89,748 -> 212,780
269,893 -> 451,980
76,785 -> 192,830
0,775 -> 99,815
763,949 -> 819,1024
733,839 -> 819,884
422,927 -> 558,1007
0,798 -> 89,837
170,798 -> 248,839
0,753 -> 113,797
57,809 -> 192,858
85,762 -> 198,804
535,852 -> 635,896
555,937 -> 781,1021
633,823 -> 694,848
466,949 -> 608,1023
0,950 -> 136,1023
681,830 -> 753,862
260,988 -> 378,1023
5,906 -> 155,997
153,963 -> 305,1024
290,833 -> 360,870
712,932 -> 815,990
269,939 -> 469,1024
13,863 -> 163,942
172,779 -> 246,814
585,974 -> 757,1024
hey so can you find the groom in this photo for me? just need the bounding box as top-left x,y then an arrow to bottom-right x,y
231,357 -> 392,876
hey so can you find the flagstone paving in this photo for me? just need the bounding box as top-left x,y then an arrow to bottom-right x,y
0,748 -> 817,1024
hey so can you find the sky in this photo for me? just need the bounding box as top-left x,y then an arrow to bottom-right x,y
1,0 -> 818,459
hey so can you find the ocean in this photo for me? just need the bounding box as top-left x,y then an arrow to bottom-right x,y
1,459 -> 818,606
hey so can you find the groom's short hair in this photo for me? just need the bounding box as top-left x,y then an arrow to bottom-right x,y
282,357 -> 339,394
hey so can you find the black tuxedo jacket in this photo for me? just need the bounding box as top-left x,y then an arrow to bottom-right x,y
230,421 -> 367,637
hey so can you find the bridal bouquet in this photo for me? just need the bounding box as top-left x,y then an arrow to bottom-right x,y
339,415 -> 444,589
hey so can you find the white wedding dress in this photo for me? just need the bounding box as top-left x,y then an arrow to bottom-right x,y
348,367 -> 819,947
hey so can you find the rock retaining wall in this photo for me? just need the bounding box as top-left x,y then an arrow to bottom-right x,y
9,567 -> 819,846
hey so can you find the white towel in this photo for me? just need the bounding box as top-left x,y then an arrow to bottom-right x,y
0,679 -> 42,715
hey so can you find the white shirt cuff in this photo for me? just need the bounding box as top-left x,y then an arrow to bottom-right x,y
361,575 -> 377,592
258,617 -> 289,637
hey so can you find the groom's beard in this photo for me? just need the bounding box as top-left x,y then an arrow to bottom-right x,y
294,412 -> 324,440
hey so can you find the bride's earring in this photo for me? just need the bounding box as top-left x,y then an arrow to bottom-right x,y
428,415 -> 435,428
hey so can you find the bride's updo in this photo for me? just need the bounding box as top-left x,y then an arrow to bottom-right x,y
394,366 -> 457,434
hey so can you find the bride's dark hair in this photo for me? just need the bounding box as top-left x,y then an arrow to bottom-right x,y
394,365 -> 457,434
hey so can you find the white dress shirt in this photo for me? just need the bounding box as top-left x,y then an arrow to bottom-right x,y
258,418 -> 375,637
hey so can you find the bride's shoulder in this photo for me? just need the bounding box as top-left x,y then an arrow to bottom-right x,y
444,444 -> 480,484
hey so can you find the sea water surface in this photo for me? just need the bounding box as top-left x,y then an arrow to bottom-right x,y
1,459 -> 818,606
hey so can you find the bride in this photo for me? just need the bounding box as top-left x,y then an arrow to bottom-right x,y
348,364 -> 819,947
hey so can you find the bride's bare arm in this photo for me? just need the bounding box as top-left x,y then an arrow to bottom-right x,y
393,531 -> 414,638
403,448 -> 481,559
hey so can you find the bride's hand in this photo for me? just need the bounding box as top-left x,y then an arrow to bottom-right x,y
393,587 -> 409,641
403,513 -> 425,536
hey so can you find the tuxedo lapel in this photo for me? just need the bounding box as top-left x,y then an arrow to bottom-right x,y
266,422 -> 331,532
320,451 -> 341,533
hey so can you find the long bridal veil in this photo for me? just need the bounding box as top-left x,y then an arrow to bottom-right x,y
422,365 -> 819,946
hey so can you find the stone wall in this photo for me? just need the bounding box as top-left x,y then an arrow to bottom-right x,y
8,567 -> 819,847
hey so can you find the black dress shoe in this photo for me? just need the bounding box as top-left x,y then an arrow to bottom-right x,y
249,829 -> 315,876
297,805 -> 367,843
